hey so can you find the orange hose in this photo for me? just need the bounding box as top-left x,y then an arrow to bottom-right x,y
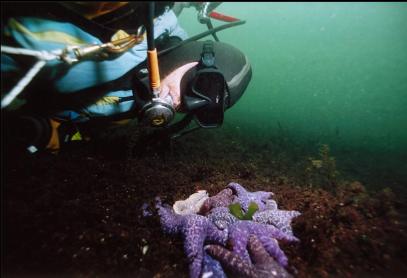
147,49 -> 160,90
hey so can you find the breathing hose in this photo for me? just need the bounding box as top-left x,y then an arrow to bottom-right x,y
146,2 -> 161,98
157,19 -> 246,57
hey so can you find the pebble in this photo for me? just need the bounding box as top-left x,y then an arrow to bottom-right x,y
383,254 -> 391,260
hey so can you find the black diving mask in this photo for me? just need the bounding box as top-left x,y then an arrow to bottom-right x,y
183,40 -> 229,128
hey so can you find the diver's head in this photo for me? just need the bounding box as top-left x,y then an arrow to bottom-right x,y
156,40 -> 252,128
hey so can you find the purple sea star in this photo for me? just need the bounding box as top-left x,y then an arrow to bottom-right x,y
264,199 -> 278,210
227,220 -> 299,267
200,188 -> 235,215
155,197 -> 228,278
227,182 -> 273,212
141,202 -> 153,217
253,209 -> 301,236
206,235 -> 293,278
207,207 -> 238,230
201,250 -> 227,278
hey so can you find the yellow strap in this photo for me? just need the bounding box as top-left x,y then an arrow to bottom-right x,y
111,119 -> 131,125
111,29 -> 130,41
7,18 -> 87,45
46,119 -> 61,152
71,131 -> 83,141
95,96 -> 120,105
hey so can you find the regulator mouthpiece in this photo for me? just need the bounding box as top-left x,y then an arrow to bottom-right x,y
140,97 -> 175,127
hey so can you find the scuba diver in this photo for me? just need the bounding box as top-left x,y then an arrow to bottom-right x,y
1,2 -> 252,155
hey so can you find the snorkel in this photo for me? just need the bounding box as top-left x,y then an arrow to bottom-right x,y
139,2 -> 175,127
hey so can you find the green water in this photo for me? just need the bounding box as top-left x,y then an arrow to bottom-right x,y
178,3 -> 407,189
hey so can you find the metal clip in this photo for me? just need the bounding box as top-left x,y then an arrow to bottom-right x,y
197,2 -> 222,24
59,35 -> 143,64
198,2 -> 211,24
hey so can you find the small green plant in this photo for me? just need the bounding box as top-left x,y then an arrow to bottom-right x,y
305,144 -> 339,191
229,202 -> 259,220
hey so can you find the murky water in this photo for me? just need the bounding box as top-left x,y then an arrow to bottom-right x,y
179,2 -> 407,190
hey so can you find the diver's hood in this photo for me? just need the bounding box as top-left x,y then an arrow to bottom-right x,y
157,41 -> 252,110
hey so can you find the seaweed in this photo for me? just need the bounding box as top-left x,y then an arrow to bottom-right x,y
228,202 -> 259,220
305,144 -> 339,192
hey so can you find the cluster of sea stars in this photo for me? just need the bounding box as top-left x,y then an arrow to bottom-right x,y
153,182 -> 301,278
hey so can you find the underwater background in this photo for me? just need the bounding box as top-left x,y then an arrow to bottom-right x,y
3,2 -> 407,278
179,2 -> 407,193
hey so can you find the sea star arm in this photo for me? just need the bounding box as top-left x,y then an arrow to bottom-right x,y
248,235 -> 293,278
205,244 -> 255,278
